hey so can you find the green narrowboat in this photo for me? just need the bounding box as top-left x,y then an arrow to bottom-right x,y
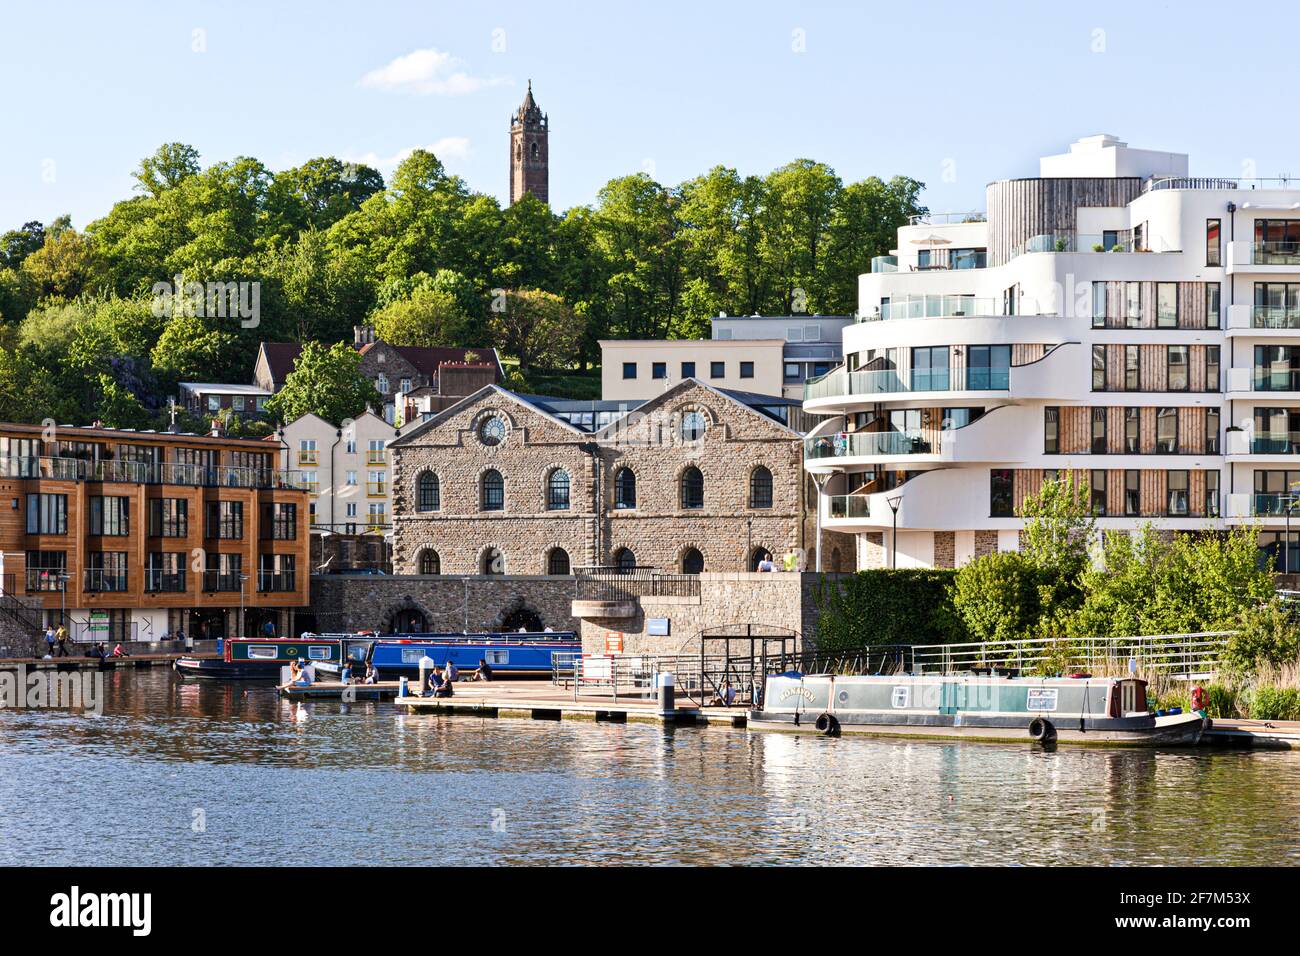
748,673 -> 1206,746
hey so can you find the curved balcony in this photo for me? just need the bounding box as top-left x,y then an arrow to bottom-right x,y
804,367 -> 1010,411
805,430 -> 940,473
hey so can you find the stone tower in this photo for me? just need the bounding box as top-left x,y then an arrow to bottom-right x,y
509,80 -> 548,205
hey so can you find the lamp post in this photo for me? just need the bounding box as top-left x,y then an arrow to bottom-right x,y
886,495 -> 903,569
746,515 -> 753,571
239,572 -> 250,638
57,571 -> 70,630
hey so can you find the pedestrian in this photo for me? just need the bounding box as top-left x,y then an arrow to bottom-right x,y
54,623 -> 70,657
43,626 -> 56,658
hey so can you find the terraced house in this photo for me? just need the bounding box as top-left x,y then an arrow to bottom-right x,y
806,134 -> 1300,569
0,422 -> 311,644
389,380 -> 847,577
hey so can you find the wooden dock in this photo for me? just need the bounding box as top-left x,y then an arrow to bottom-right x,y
0,653 -> 216,672
1203,718 -> 1300,750
278,680 -> 403,701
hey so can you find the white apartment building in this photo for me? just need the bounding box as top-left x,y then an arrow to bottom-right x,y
806,134 -> 1300,571
275,412 -> 397,535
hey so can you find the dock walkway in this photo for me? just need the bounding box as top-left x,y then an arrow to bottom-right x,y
1204,718 -> 1300,749
1,653 -> 216,672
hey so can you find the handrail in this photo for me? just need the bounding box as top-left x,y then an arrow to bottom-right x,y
0,456 -> 311,491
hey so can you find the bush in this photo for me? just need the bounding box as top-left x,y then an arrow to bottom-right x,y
949,551 -> 1042,644
1224,601 -> 1300,676
1202,682 -> 1242,719
1248,686 -> 1300,721
812,569 -> 963,652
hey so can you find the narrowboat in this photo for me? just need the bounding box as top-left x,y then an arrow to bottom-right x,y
748,673 -> 1207,746
174,637 -> 344,680
368,632 -> 580,679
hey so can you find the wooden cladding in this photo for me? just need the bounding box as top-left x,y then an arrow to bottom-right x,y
1013,468 -> 1215,518
1048,405 -> 1218,455
986,177 -> 1144,267
1093,281 -> 1218,330
1095,343 -> 1218,392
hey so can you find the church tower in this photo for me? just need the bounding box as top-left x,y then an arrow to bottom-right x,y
509,80 -> 548,205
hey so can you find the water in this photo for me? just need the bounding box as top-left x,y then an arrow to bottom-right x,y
1,669 -> 1298,866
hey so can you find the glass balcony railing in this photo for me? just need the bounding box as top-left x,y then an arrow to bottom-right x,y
871,255 -> 898,274
1253,370 -> 1300,391
827,494 -> 872,519
25,568 -> 68,592
0,456 -> 312,490
1251,306 -> 1300,329
869,296 -> 1003,321
805,367 -> 1010,401
202,572 -> 245,592
144,570 -> 186,593
257,571 -> 297,593
1250,433 -> 1300,454
1254,241 -> 1300,265
805,432 -> 934,459
84,570 -> 128,593
1253,493 -> 1300,515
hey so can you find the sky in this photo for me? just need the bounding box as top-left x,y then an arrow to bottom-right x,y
5,0 -> 1300,230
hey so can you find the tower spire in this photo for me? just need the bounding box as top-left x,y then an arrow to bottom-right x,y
509,80 -> 549,206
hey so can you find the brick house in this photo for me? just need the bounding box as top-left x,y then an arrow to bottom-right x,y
389,379 -> 850,576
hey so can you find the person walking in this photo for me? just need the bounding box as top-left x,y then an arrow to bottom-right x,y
43,626 -> 56,658
54,623 -> 70,657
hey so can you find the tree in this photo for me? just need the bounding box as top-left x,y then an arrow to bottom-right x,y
487,289 -> 580,372
1017,472 -> 1095,630
264,340 -> 381,425
95,373 -> 151,428
370,270 -> 480,347
21,227 -> 100,300
133,143 -> 201,198
151,314 -> 241,382
949,550 -> 1042,644
1,221 -> 46,269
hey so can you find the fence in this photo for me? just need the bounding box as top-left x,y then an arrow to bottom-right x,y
574,568 -> 700,602
906,632 -> 1231,679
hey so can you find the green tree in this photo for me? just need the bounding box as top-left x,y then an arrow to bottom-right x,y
1017,472 -> 1095,630
487,289 -> 580,373
133,143 -> 201,198
949,550 -> 1042,643
151,313 -> 241,382
264,340 -> 381,425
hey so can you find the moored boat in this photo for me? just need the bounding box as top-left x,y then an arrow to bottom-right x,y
174,637 -> 344,680
368,631 -> 580,679
748,673 -> 1207,746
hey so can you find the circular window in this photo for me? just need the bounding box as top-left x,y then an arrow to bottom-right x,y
479,415 -> 507,446
680,410 -> 707,442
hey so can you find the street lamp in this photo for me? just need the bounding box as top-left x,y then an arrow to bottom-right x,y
886,495 -> 903,569
239,572 -> 250,638
746,515 -> 753,571
57,571 -> 70,631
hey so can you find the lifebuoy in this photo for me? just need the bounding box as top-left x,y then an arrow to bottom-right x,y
1191,685 -> 1207,712
814,712 -> 840,736
1028,717 -> 1057,743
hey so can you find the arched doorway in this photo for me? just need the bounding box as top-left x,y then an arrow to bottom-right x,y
500,606 -> 543,632
390,608 -> 429,634
749,547 -> 773,571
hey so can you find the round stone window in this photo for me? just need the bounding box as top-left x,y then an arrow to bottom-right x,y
680,410 -> 707,442
479,415 -> 507,447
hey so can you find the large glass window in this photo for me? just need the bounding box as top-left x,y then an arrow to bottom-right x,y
1253,282 -> 1300,330
416,471 -> 440,512
1044,407 -> 1059,454
1254,344 -> 1300,391
749,466 -> 773,509
205,500 -> 243,539
261,502 -> 297,540
85,552 -> 128,592
1125,282 -> 1142,328
1207,282 -> 1221,329
1167,346 -> 1189,391
967,345 -> 1010,390
547,469 -> 571,510
145,552 -> 185,592
990,469 -> 1013,517
1206,219 -> 1221,267
1124,470 -> 1140,517
89,496 -> 129,536
1090,470 -> 1107,516
1092,345 -> 1106,391
1125,407 -> 1140,454
1254,218 -> 1300,265
1125,346 -> 1140,391
1157,283 -> 1178,328
1091,407 -> 1107,454
1156,407 -> 1178,454
1167,470 -> 1189,516
614,468 -> 636,509
910,346 -> 950,391
26,494 -> 67,535
148,498 -> 188,537
481,470 -> 504,511
680,466 -> 704,509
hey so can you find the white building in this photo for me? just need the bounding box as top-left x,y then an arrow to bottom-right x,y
806,134 -> 1300,571
274,412 -> 398,535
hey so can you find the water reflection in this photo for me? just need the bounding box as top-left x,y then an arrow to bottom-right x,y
0,670 -> 1297,865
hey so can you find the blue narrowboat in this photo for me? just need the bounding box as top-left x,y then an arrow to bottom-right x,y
368,632 -> 580,679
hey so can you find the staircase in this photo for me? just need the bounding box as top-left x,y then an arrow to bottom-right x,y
0,573 -> 43,658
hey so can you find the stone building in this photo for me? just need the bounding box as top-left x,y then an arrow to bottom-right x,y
388,379 -> 849,576
509,80 -> 548,205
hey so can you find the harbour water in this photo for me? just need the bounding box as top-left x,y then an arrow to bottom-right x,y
1,669 -> 1298,866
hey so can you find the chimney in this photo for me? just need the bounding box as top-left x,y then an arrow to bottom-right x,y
210,417 -> 224,438
353,325 -> 376,347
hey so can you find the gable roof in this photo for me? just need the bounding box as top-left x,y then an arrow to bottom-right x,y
390,385 -> 587,446
256,342 -> 304,388
358,342 -> 504,379
592,377 -> 801,440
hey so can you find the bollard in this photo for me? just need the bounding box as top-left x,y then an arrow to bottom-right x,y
418,655 -> 435,692
398,676 -> 408,698
657,672 -> 675,715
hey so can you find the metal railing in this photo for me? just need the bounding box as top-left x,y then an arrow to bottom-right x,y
1253,370 -> 1300,391
0,456 -> 311,490
143,570 -> 186,593
1251,306 -> 1300,329
1254,241 -> 1300,265
256,571 -> 297,593
1144,177 -> 1243,192
908,212 -> 986,225
906,632 -> 1232,679
25,568 -> 68,592
1250,433 -> 1300,454
83,570 -> 128,593
201,572 -> 244,592
574,569 -> 701,602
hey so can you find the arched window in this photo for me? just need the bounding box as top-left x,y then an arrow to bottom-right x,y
749,466 -> 773,509
547,548 -> 571,575
481,469 -> 504,511
547,468 -> 570,510
680,410 -> 707,442
614,548 -> 636,573
680,466 -> 704,509
416,471 -> 440,512
481,548 -> 504,574
749,547 -> 773,571
530,142 -> 540,160
418,549 -> 440,575
614,468 -> 636,509
681,548 -> 705,574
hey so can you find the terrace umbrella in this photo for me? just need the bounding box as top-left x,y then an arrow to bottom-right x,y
910,234 -> 951,270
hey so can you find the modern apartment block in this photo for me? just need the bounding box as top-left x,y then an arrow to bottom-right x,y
806,134 -> 1300,570
0,423 -> 311,642
274,411 -> 397,535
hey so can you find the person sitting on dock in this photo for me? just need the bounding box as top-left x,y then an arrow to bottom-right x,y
473,659 -> 493,682
433,669 -> 455,698
444,659 -> 459,683
111,643 -> 129,658
363,663 -> 379,685
422,666 -> 442,697
340,660 -> 353,685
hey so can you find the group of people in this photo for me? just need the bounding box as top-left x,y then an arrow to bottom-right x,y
40,625 -> 128,660
420,658 -> 494,697
338,660 -> 380,685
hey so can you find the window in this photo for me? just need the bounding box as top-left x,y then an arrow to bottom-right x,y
261,502 -> 297,540
1125,282 -> 1142,328
942,407 -> 984,429
1125,345 -> 1140,391
547,548 -> 571,576
1206,470 -> 1220,517
1125,407 -> 1140,454
749,466 -> 773,509
298,439 -> 318,465
1167,470 -> 1189,516
911,346 -> 950,391
345,502 -> 357,518
652,362 -> 666,380
681,361 -> 696,379
1156,283 -> 1178,328
481,470 -> 504,511
966,345 -> 1010,390
1044,407 -> 1059,454
680,410 -> 707,442
481,548 -> 504,575
416,471 -> 440,511
145,552 -> 185,592
1206,345 -> 1220,392
739,361 -> 754,379
1092,345 -> 1106,391
547,469 -> 570,510
681,548 -> 704,574
710,361 -> 725,378
1091,407 -> 1107,454
784,362 -> 801,381
232,395 -> 245,412
418,549 -> 440,575
257,553 -> 296,592
1207,219 -> 1221,267
1167,346 -> 1189,391
622,362 -> 637,380
990,469 -> 1013,517
367,470 -> 387,496
367,439 -> 387,463
25,551 -> 66,592
614,468 -> 636,509
148,499 -> 188,537
1156,407 -> 1178,454
376,373 -> 389,394
1124,470 -> 1140,516
1090,470 -> 1107,516
205,500 -> 244,539
203,552 -> 242,592
478,417 -> 506,446
89,496 -> 129,536
1206,408 -> 1220,455
1206,283 -> 1221,328
367,502 -> 387,529
680,466 -> 704,509
399,378 -> 411,394
1091,282 -> 1107,328
85,552 -> 128,593
345,439 -> 356,454
614,548 -> 636,573
26,494 -> 67,535
346,470 -> 357,486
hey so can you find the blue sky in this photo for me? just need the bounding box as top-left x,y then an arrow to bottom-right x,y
5,0 -> 1300,230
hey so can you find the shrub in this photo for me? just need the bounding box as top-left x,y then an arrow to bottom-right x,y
1202,682 -> 1242,719
949,551 -> 1042,644
1224,601 -> 1300,677
1248,686 -> 1300,721
812,569 -> 963,652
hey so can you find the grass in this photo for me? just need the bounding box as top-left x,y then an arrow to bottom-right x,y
500,359 -> 603,400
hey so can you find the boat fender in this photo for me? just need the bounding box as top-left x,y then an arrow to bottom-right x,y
814,712 -> 840,737
1028,717 -> 1057,743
